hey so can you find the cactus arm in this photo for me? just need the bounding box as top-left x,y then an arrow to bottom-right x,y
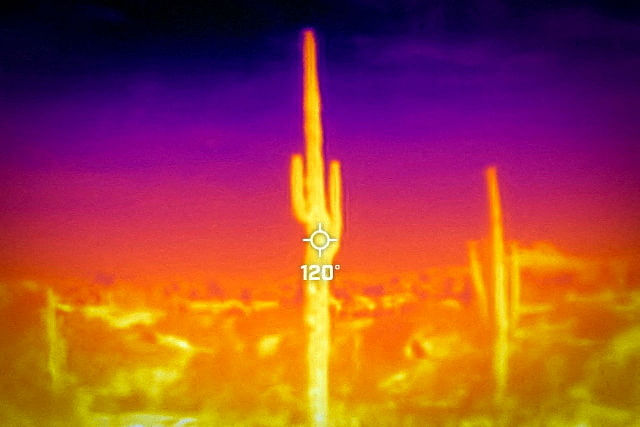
510,241 -> 521,329
328,160 -> 343,234
291,154 -> 309,222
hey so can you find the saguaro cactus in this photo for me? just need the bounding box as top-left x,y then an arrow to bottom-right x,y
469,167 -> 523,405
486,166 -> 508,404
290,29 -> 343,427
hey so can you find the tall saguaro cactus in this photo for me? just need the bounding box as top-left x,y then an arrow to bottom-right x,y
290,29 -> 343,427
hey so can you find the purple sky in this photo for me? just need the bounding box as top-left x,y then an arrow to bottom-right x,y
1,2 -> 639,286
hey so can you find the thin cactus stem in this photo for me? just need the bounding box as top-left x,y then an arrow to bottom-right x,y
468,240 -> 489,321
290,29 -> 343,427
44,287 -> 66,393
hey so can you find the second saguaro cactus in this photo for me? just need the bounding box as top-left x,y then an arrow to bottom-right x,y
290,29 -> 343,427
486,166 -> 509,404
469,167 -> 523,405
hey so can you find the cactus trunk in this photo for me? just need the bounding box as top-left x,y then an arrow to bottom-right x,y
486,166 -> 508,404
291,29 -> 343,427
304,252 -> 331,427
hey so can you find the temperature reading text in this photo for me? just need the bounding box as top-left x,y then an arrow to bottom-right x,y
300,264 -> 340,281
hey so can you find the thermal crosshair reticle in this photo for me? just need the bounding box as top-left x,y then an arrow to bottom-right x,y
302,223 -> 338,258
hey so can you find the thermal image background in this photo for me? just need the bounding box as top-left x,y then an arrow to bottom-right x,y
2,32 -> 638,290
1,2 -> 639,426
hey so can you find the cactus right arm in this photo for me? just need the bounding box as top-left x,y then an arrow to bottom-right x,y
328,160 -> 343,235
